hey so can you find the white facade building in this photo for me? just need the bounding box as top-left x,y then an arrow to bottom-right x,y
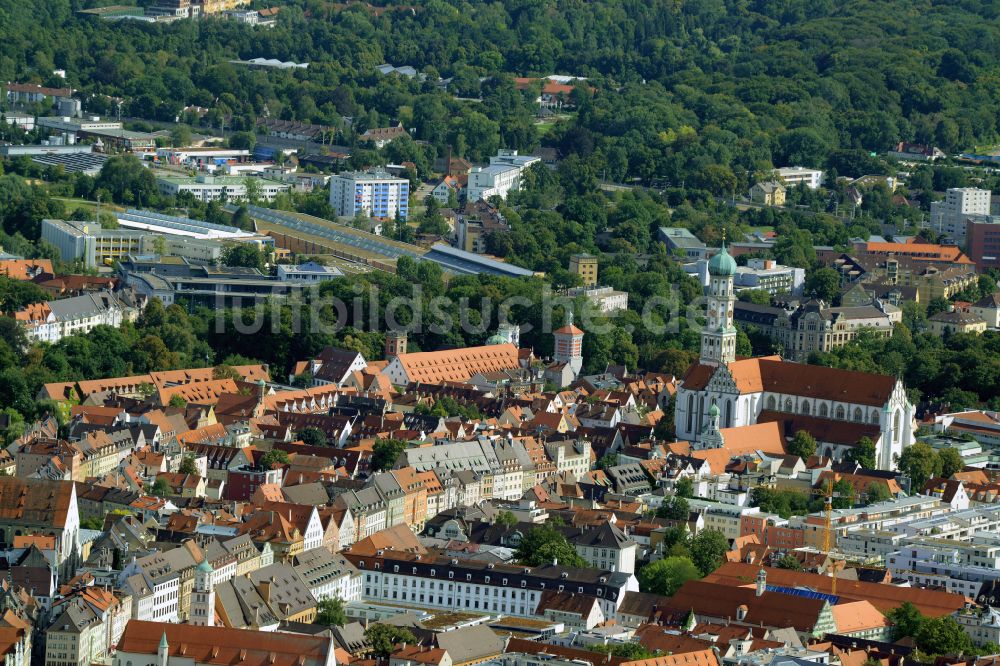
16,291 -> 130,344
930,187 -> 991,244
957,605 -> 1000,646
776,166 -> 824,190
566,286 -> 629,313
329,170 -> 409,220
886,534 -> 1000,598
156,175 -> 291,203
349,552 -> 638,622
467,150 -> 540,202
293,548 -> 363,604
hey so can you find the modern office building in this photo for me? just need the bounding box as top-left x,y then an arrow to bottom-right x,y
276,261 -> 344,283
118,256 -> 315,306
966,215 -> 1000,272
42,213 -> 270,268
329,170 -> 410,220
42,219 -> 146,268
156,175 -> 291,202
36,116 -> 157,151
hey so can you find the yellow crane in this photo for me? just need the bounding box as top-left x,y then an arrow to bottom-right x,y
810,478 -> 853,596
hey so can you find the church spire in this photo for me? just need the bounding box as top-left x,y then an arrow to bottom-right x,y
700,233 -> 737,366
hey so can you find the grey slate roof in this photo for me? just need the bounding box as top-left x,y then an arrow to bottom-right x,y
47,290 -> 123,320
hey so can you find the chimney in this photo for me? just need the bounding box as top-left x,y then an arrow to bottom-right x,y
755,568 -> 766,597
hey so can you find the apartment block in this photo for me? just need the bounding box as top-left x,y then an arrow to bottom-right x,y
930,187 -> 991,244
329,170 -> 409,220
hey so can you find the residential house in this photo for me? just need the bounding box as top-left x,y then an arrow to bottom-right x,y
750,182 -> 786,206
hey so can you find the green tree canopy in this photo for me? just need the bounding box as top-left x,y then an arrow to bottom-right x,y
496,510 -> 518,528
179,455 -> 198,475
637,556 -> 701,596
898,441 -> 943,490
222,244 -> 266,272
371,439 -> 408,472
789,430 -> 817,459
261,449 -> 290,469
689,530 -> 730,576
365,624 -> 417,658
298,427 -> 328,447
315,597 -> 347,627
515,525 -> 588,568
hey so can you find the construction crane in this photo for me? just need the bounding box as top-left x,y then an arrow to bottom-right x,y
810,478 -> 853,596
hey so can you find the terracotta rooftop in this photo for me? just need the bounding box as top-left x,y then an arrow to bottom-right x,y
863,242 -> 973,264
117,620 -> 334,665
391,343 -> 521,384
664,579 -> 827,633
0,258 -> 53,281
4,82 -> 72,97
682,357 -> 898,407
0,478 -> 75,528
704,563 -> 967,617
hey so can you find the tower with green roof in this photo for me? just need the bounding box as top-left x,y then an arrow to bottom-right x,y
191,558 -> 215,627
700,238 -> 738,366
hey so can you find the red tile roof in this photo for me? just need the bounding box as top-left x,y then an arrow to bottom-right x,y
392,344 -> 521,384
704,563 -> 967,617
117,620 -> 333,665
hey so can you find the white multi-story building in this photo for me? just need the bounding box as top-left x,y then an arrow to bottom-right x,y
156,175 -> 291,203
566,286 -> 629,313
329,170 -> 409,220
688,257 -> 805,295
345,550 -> 638,621
957,605 -> 1000,647
775,166 -> 824,190
573,523 -> 637,574
45,602 -> 108,666
837,529 -> 909,563
15,291 -> 130,344
544,440 -> 591,478
467,150 -> 540,202
887,534 -> 1000,598
931,187 -> 991,244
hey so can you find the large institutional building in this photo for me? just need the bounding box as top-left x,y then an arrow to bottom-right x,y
675,244 -> 916,470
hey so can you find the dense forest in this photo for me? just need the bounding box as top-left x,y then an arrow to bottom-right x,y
3,0 -> 1000,183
